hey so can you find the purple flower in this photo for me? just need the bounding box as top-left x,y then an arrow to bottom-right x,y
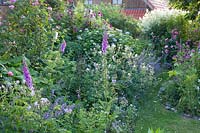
22,59 -> 35,95
60,40 -> 66,53
198,43 -> 200,49
10,0 -> 16,3
165,49 -> 169,54
102,31 -> 108,54
172,55 -> 177,60
98,11 -> 103,17
32,0 -> 39,6
9,5 -> 15,10
184,55 -> 191,59
171,29 -> 179,40
191,49 -> 195,53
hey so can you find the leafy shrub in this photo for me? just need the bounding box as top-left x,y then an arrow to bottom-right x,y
159,47 -> 200,116
0,0 -> 52,63
0,1 -> 155,132
140,9 -> 188,40
89,3 -> 140,38
148,128 -> 164,133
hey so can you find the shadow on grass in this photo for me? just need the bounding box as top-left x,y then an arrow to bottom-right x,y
135,88 -> 200,133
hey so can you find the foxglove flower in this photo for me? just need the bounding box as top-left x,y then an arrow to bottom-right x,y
60,40 -> 66,53
22,59 -> 35,96
10,0 -> 16,3
102,31 -> 108,54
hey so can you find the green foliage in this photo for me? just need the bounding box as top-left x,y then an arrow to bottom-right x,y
0,1 -> 156,132
0,0 -> 53,62
159,51 -> 200,116
148,128 -> 164,133
140,9 -> 188,40
169,0 -> 200,20
89,3 -> 140,38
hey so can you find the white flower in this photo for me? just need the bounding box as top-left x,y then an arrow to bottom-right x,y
40,98 -> 50,105
125,32 -> 130,35
77,35 -> 82,40
112,38 -> 117,42
53,31 -> 58,40
15,80 -> 20,84
30,90 -> 35,96
196,86 -> 200,91
27,105 -> 32,110
34,101 -> 39,108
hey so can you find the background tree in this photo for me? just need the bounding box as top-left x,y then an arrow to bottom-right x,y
169,0 -> 200,20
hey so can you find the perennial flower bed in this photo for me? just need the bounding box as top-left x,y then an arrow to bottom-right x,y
0,0 -> 199,132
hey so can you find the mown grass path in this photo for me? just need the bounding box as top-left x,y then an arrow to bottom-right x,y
135,86 -> 200,133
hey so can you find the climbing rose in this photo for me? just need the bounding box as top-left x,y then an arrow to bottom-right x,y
60,40 -> 66,53
101,31 -> 108,54
22,59 -> 35,96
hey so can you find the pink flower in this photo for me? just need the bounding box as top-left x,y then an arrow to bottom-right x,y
9,5 -> 15,10
7,71 -> 13,76
47,7 -> 52,11
32,0 -> 39,6
68,0 -> 73,3
164,45 -> 168,48
171,29 -> 179,40
172,55 -> 177,60
10,0 -> 16,3
191,49 -> 195,53
98,11 -> 103,17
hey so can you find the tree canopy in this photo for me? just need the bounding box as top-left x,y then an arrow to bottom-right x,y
169,0 -> 200,20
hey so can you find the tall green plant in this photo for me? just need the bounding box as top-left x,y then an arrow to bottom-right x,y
0,0 -> 52,62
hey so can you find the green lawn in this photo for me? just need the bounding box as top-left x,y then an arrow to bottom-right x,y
135,88 -> 200,133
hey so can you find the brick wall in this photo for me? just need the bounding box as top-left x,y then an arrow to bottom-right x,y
92,0 -> 111,4
123,0 -> 147,9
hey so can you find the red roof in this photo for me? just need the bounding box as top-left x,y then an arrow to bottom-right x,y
146,0 -> 168,9
122,9 -> 146,19
122,0 -> 168,19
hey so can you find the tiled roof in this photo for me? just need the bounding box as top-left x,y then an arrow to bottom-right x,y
146,0 -> 168,9
122,9 -> 146,19
122,0 -> 168,19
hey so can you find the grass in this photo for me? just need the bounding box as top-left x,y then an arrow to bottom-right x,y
135,86 -> 200,133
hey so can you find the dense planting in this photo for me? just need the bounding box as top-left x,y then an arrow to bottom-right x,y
0,0 -> 199,132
